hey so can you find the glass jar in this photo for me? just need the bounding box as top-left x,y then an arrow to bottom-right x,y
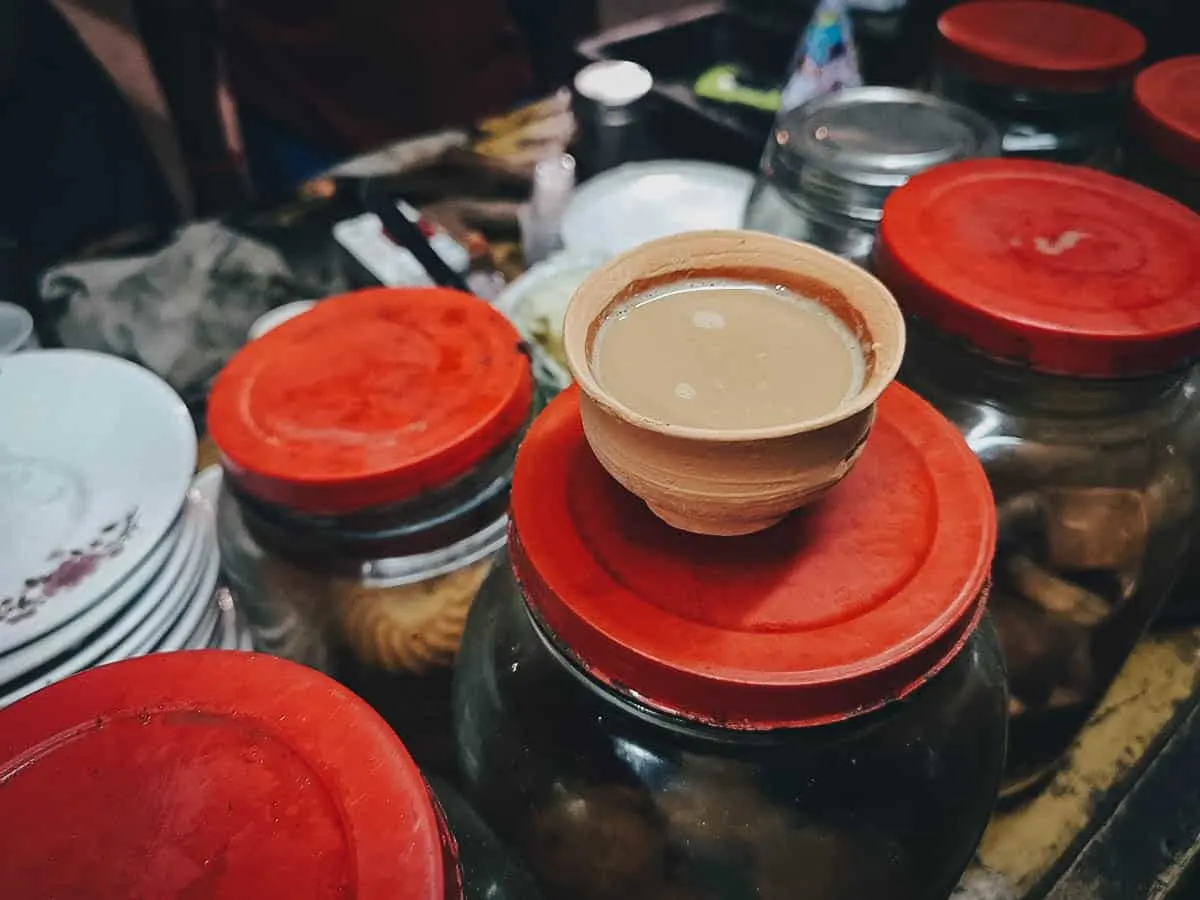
875,158 -> 1200,796
1125,55 -> 1200,618
208,287 -> 536,771
932,0 -> 1145,169
454,386 -> 1008,900
1125,55 -> 1200,213
743,86 -> 997,267
1168,370 -> 1200,622
0,651 -> 540,900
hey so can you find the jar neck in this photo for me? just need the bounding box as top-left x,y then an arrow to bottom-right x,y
230,471 -> 510,569
762,138 -> 892,225
224,401 -> 537,569
224,386 -> 545,566
934,66 -> 1126,115
519,584 -> 920,749
903,320 -> 1191,418
933,69 -> 1122,165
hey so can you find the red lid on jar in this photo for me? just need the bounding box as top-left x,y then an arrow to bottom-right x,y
509,386 -> 995,729
1133,55 -> 1200,172
876,159 -> 1200,377
937,1 -> 1145,92
209,288 -> 533,514
0,651 -> 460,899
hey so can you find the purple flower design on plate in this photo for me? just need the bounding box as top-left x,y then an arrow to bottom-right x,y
41,554 -> 102,596
1,509 -> 139,626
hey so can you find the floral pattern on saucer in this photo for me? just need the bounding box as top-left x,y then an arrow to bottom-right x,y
1,509 -> 138,626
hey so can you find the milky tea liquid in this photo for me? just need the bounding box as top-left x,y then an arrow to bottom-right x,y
591,278 -> 864,430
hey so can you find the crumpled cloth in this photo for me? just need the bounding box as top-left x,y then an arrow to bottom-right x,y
40,221 -> 313,403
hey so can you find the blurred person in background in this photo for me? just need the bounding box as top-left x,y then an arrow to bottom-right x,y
2,0 -> 594,281
1,0 -> 186,280
136,0 -> 597,206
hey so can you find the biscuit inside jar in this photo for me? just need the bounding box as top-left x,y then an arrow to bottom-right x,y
332,558 -> 494,674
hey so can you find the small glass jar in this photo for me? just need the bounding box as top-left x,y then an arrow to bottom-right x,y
932,0 -> 1145,169
208,287 -> 536,770
1125,55 -> 1200,213
0,650 -> 540,900
875,158 -> 1200,796
744,86 -> 997,267
454,386 -> 1007,900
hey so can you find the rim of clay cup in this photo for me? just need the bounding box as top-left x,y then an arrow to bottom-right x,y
562,230 -> 907,442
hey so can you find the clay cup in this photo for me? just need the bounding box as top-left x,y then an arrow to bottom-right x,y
562,230 -> 906,536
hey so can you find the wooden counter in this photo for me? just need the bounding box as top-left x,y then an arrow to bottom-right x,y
958,626 -> 1200,899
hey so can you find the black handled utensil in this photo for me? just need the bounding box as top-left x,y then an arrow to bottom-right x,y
362,183 -> 472,294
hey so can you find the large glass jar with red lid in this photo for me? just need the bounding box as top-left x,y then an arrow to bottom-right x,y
874,158 -> 1200,797
208,287 -> 538,771
0,651 -> 541,899
1125,55 -> 1200,212
453,385 -> 1007,900
932,0 -> 1145,169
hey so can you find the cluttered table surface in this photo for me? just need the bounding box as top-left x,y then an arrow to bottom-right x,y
171,95 -> 1200,900
17,42 -> 1200,894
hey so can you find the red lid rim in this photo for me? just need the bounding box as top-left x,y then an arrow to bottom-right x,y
219,387 -> 530,489
215,395 -> 531,514
209,288 -> 534,515
1132,56 -> 1200,172
515,527 -> 992,706
509,387 -> 995,730
876,159 -> 1200,377
430,790 -> 466,900
0,651 -> 454,899
937,0 -> 1145,93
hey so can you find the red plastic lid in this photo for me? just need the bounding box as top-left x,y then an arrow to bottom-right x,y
1133,55 -> 1200,172
937,1 -> 1145,92
209,288 -> 533,514
876,159 -> 1200,377
509,386 -> 995,729
0,652 -> 459,900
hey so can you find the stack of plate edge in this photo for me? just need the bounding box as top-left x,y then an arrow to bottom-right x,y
0,351 -> 252,707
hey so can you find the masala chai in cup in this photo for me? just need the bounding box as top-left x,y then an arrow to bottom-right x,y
563,230 -> 906,535
591,278 -> 866,430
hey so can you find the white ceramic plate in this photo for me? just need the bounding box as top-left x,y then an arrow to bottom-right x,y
97,519 -> 208,664
248,301 -> 318,341
560,160 -> 754,258
0,496 -> 206,708
132,466 -> 221,660
149,546 -> 220,656
495,252 -> 605,388
128,468 -> 222,657
0,350 -> 196,654
0,302 -> 36,355
185,603 -> 222,651
0,511 -> 184,686
191,468 -> 252,655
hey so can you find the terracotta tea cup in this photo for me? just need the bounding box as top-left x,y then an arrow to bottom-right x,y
562,230 -> 905,536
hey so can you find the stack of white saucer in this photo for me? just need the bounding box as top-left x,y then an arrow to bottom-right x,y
0,350 -> 251,707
